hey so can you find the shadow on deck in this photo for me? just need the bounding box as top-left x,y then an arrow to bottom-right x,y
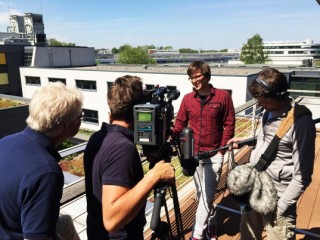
144,132 -> 320,240
60,133 -> 320,240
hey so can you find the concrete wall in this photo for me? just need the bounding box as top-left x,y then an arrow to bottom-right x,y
32,47 -> 95,67
0,105 -> 28,139
20,67 -> 251,131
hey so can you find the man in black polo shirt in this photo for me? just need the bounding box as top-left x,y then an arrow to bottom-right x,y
84,75 -> 175,240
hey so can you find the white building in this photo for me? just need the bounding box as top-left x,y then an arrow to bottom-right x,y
19,65 -> 257,131
264,39 -> 320,66
229,39 -> 320,66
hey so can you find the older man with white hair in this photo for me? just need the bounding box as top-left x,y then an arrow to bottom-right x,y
0,82 -> 83,240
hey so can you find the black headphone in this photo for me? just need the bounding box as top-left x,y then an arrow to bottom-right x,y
254,76 -> 287,97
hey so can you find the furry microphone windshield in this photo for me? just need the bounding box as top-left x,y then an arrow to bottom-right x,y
227,163 -> 278,215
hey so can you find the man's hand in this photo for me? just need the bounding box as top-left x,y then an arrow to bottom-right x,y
227,137 -> 248,149
150,161 -> 175,184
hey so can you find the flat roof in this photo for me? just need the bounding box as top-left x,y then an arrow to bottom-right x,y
36,64 -> 320,77
68,64 -> 261,76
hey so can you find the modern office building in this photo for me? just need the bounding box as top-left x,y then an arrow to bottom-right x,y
19,65 -> 259,131
263,39 -> 320,66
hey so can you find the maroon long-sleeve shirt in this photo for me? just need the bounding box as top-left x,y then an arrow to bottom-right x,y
173,85 -> 235,155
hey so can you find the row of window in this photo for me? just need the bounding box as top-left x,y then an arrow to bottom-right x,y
25,77 -> 100,124
264,45 -> 320,49
265,51 -> 320,55
24,76 -> 181,126
25,77 -> 97,90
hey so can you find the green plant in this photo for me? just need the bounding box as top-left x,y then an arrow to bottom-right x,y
78,128 -> 95,136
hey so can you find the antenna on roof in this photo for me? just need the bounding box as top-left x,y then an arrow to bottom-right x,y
41,3 -> 43,14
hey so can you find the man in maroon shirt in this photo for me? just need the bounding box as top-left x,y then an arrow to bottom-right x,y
173,61 -> 235,240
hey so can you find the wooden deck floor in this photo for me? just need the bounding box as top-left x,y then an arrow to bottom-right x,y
147,133 -> 320,240
62,133 -> 320,240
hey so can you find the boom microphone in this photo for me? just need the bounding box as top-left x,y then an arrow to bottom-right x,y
197,137 -> 257,160
179,127 -> 198,176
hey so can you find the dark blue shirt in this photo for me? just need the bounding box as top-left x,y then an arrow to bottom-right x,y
0,127 -> 64,239
84,123 -> 145,240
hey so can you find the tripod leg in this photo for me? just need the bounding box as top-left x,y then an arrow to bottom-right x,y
163,200 -> 174,239
170,184 -> 185,240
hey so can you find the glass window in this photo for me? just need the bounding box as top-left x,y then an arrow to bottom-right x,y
82,109 -> 99,124
0,73 -> 9,85
0,53 -> 6,64
48,78 -> 66,84
26,76 -> 41,85
76,80 -> 97,90
24,47 -> 34,66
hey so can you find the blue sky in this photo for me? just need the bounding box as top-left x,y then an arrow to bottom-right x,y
0,0 -> 319,50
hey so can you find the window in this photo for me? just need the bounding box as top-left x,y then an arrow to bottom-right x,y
0,73 -> 9,85
26,76 -> 41,85
288,51 -> 304,54
24,47 -> 34,66
0,53 -> 6,64
76,80 -> 97,90
48,78 -> 66,84
82,109 -> 99,124
107,81 -> 113,93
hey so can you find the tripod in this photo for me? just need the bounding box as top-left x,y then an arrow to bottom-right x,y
150,182 -> 184,240
144,142 -> 185,240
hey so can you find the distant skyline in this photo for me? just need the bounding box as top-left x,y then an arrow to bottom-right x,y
0,0 -> 319,50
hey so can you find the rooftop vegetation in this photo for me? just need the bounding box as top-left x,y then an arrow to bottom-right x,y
0,98 -> 26,109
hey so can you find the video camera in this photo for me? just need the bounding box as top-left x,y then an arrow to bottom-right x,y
133,84 -> 180,164
134,85 -> 185,239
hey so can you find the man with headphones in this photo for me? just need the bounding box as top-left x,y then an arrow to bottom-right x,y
228,68 -> 316,239
173,61 -> 235,240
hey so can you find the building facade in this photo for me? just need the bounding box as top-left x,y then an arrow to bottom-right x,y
264,39 -> 320,66
19,65 -> 255,131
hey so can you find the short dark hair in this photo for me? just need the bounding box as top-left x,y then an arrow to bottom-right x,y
107,75 -> 143,122
248,68 -> 288,99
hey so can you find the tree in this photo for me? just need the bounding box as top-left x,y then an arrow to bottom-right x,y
48,38 -> 62,46
163,46 -> 173,50
111,47 -> 119,54
48,38 -> 75,47
116,45 -> 156,64
118,44 -> 132,53
240,34 -> 268,64
179,48 -> 198,53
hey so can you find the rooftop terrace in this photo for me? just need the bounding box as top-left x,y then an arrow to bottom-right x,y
59,96 -> 320,240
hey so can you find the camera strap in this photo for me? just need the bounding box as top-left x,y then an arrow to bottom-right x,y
254,103 -> 311,171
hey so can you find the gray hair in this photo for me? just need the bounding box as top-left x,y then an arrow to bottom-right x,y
26,82 -> 83,137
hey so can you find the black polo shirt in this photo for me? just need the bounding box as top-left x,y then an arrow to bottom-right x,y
84,123 -> 145,240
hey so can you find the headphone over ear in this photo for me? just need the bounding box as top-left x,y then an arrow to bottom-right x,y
254,76 -> 287,97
